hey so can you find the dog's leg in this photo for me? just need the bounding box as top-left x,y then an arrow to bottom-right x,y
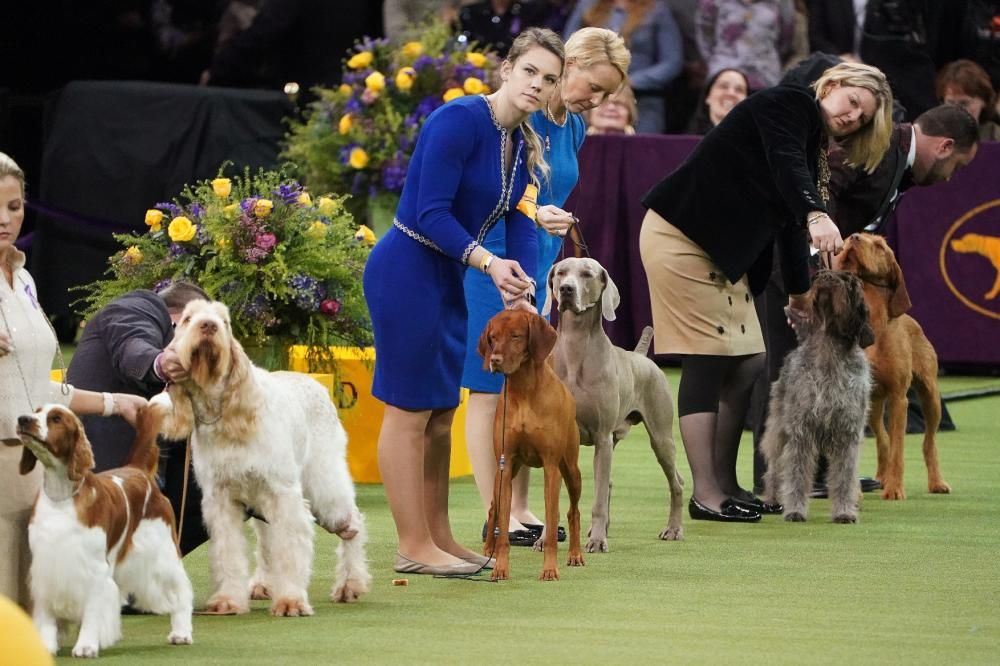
331,510 -> 371,603
779,436 -> 816,522
912,361 -> 951,494
881,393 -> 909,500
647,423 -> 684,541
540,462 -> 562,581
33,606 -> 59,655
561,456 -> 585,568
202,488 -> 251,614
249,520 -> 274,600
490,461 -> 515,581
869,394 -> 889,484
72,576 -> 122,657
263,490 -> 316,616
586,436 -> 614,553
826,442 -> 861,524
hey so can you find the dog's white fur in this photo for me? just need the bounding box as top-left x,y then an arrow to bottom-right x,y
154,299 -> 370,616
17,404 -> 192,657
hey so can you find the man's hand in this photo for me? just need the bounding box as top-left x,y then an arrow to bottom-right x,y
158,348 -> 189,383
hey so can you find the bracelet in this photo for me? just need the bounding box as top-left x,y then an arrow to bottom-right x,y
480,254 -> 494,274
807,213 -> 826,226
101,392 -> 115,417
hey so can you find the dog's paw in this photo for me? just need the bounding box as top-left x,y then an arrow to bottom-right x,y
929,480 -> 951,494
584,537 -> 609,553
566,552 -> 585,567
539,567 -> 560,581
71,642 -> 99,658
784,511 -> 807,522
881,485 -> 906,501
271,597 -> 314,617
249,583 -> 272,600
832,513 -> 858,524
331,578 -> 368,603
491,566 -> 510,581
204,595 -> 249,615
168,632 -> 193,645
658,526 -> 683,541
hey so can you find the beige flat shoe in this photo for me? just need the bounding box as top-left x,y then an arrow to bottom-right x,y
393,553 -> 482,576
460,553 -> 495,570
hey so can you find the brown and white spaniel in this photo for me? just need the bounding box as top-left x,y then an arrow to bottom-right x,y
153,299 -> 370,617
10,403 -> 193,657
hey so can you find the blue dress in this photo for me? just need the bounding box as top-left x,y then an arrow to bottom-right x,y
460,109 -> 586,393
363,95 -> 538,410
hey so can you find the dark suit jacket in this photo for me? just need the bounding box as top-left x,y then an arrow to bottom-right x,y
642,85 -> 827,296
828,123 -> 914,236
66,290 -> 172,470
806,0 -> 857,55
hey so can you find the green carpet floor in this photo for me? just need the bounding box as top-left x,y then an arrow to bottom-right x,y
51,374 -> 999,665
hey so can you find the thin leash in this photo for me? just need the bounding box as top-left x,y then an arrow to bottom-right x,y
563,214 -> 591,259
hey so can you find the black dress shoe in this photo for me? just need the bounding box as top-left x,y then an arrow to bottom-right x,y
521,523 -> 567,543
730,495 -> 783,514
481,522 -> 542,546
860,477 -> 882,493
688,497 -> 761,522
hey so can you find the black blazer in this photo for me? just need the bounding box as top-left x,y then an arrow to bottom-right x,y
642,85 -> 828,296
66,290 -> 173,471
828,123 -> 913,236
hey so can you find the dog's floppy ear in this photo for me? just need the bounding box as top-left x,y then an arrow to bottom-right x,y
218,330 -> 260,443
19,446 -> 37,475
477,319 -> 493,370
527,313 -> 558,365
542,264 -> 557,317
600,267 -> 620,322
67,422 -> 95,482
844,274 -> 876,348
887,258 -> 912,319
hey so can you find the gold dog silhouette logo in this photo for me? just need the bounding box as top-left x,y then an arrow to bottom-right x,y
940,200 -> 1000,320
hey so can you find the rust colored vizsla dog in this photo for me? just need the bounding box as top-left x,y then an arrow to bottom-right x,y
834,233 -> 951,500
478,310 -> 585,581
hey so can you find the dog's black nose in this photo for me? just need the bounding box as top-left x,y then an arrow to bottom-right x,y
559,284 -> 575,294
200,320 -> 218,335
17,415 -> 33,427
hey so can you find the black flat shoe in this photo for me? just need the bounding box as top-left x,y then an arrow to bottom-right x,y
688,497 -> 761,522
860,477 -> 882,493
521,523 -> 567,543
481,522 -> 543,546
730,495 -> 783,514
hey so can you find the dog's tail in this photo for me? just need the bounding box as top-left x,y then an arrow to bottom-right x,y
634,326 -> 654,357
125,404 -> 164,478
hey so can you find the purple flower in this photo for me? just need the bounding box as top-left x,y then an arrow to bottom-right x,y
153,278 -> 173,293
415,95 -> 439,118
155,202 -> 183,217
255,232 -> 277,251
413,55 -> 434,70
242,293 -> 277,325
273,182 -> 303,205
381,154 -> 408,192
196,225 -> 210,245
240,197 -> 258,214
345,97 -> 363,114
244,246 -> 268,263
190,203 -> 205,219
288,274 -> 326,311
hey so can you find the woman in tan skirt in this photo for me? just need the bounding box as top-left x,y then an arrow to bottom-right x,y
639,63 -> 893,522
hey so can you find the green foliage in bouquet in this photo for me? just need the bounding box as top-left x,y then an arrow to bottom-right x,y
283,20 -> 499,215
78,167 -> 375,373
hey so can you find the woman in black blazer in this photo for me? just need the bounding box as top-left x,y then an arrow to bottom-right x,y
639,62 -> 893,522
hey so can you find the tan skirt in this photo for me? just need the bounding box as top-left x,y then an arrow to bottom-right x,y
639,210 -> 764,356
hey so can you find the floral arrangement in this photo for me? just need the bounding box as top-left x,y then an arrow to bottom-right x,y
283,21 -> 499,222
78,167 -> 375,373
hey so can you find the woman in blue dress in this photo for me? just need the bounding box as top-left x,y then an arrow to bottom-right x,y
462,28 -> 632,544
362,28 -> 565,576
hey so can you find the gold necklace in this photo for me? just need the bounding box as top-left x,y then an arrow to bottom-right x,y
544,101 -> 567,152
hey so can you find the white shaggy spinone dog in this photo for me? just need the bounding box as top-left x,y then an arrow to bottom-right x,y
153,299 -> 370,617
10,403 -> 193,657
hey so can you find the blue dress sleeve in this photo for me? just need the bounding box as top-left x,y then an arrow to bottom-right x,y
413,103 -> 481,262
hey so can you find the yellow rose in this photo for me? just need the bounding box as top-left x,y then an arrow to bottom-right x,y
168,216 -> 197,242
348,147 -> 370,169
254,199 -> 274,217
347,51 -> 373,69
443,87 -> 465,102
338,113 -> 353,135
223,203 -> 240,219
144,209 -> 164,232
338,83 -> 352,95
297,192 -> 312,206
466,52 -> 488,68
211,177 -> 232,198
317,196 -> 338,216
365,71 -> 385,92
401,41 -> 423,59
306,221 -> 328,240
124,246 -> 143,263
463,77 -> 486,95
354,224 -> 376,247
395,67 -> 416,92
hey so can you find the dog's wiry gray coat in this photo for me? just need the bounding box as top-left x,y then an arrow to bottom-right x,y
545,258 -> 684,551
760,271 -> 874,523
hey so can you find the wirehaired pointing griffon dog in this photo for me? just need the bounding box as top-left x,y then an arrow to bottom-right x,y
834,233 -> 951,500
479,310 -> 585,581
10,403 -> 193,657
544,257 -> 684,551
760,271 -> 875,523
153,299 -> 370,617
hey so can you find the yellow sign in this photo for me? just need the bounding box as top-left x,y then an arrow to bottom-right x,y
939,199 -> 1000,321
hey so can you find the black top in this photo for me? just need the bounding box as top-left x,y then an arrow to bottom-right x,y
642,85 -> 827,296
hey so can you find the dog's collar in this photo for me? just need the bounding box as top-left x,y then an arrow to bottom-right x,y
191,396 -> 224,426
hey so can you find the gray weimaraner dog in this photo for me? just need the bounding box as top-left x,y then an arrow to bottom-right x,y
543,257 -> 684,552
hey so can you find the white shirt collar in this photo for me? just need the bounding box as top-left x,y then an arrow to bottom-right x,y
907,125 -> 917,169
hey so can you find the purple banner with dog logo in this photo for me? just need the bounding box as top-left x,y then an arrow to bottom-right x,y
566,135 -> 1000,368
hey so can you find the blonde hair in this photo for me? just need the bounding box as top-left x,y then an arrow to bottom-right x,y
505,27 -> 565,187
565,27 -> 632,89
812,63 -> 894,173
0,152 -> 26,197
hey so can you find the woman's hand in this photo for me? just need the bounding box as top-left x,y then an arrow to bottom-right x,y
807,213 -> 844,254
114,393 -> 148,427
536,205 -> 576,237
0,332 -> 12,357
488,258 -> 532,304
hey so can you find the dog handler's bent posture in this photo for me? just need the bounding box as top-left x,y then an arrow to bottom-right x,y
638,63 -> 893,522
462,27 -> 631,543
362,29 -> 564,576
